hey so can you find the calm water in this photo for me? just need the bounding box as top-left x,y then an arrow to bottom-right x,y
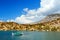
0,31 -> 60,40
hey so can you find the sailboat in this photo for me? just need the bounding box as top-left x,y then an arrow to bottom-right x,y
12,31 -> 23,36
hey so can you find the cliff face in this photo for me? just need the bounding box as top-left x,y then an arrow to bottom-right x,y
0,14 -> 60,31
40,14 -> 60,23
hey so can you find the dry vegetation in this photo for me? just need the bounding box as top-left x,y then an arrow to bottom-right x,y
0,18 -> 60,32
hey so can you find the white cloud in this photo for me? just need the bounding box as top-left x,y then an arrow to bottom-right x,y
23,8 -> 28,12
15,15 -> 34,24
7,19 -> 14,22
0,20 -> 3,22
7,0 -> 60,24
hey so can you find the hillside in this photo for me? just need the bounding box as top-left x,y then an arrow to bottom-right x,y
40,14 -> 60,23
0,14 -> 60,31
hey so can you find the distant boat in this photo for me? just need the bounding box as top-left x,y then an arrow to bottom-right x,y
12,31 -> 23,36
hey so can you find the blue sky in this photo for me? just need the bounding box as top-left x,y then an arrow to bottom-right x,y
0,0 -> 60,24
0,0 -> 40,21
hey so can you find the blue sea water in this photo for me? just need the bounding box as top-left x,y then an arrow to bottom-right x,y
0,31 -> 60,40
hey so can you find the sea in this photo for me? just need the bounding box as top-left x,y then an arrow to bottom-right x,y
0,31 -> 60,40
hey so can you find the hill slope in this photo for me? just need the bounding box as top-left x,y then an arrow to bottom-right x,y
0,14 -> 60,31
40,14 -> 60,23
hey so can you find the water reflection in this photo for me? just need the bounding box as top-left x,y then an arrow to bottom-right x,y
0,31 -> 60,40
12,31 -> 60,40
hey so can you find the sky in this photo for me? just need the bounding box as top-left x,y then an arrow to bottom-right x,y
0,0 -> 40,21
0,0 -> 60,24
